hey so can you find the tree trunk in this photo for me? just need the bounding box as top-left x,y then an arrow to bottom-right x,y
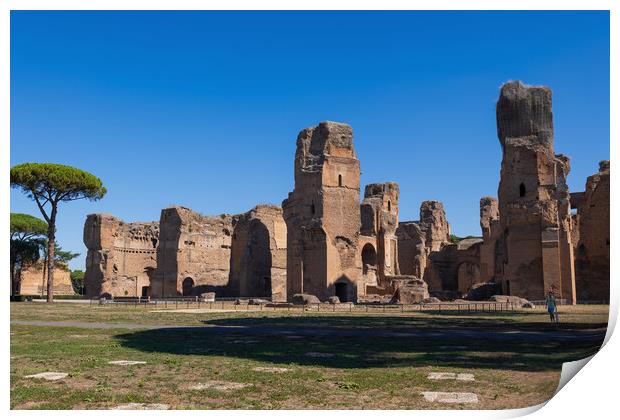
42,254 -> 47,295
10,243 -> 18,296
10,260 -> 16,296
46,207 -> 57,303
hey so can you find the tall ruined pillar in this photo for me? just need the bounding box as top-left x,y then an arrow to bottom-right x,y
282,121 -> 361,302
84,214 -> 118,298
396,222 -> 426,278
496,81 -> 576,303
419,201 -> 451,252
479,196 -> 501,283
359,182 -> 400,291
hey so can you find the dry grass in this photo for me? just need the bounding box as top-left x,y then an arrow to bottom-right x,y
10,302 -> 607,410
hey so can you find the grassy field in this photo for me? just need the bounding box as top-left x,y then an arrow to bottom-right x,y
10,302 -> 608,410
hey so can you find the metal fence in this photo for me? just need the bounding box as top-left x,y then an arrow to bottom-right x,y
92,297 -> 520,313
530,299 -> 569,306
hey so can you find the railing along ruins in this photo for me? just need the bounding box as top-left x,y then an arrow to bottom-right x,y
92,297 -> 523,313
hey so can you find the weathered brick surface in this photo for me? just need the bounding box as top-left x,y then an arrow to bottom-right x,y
574,161 -> 610,301
495,81 -> 576,303
84,214 -> 158,298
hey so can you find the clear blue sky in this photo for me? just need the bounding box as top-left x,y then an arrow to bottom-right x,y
10,11 -> 610,270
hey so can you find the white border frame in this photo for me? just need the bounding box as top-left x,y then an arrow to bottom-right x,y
2,2 -> 616,420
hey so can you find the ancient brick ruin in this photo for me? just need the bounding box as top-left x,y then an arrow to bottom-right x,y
83,81 -> 609,303
393,82 -> 608,303
494,81 -> 577,303
282,122 -> 362,302
359,182 -> 401,292
397,201 -> 452,292
478,196 -> 501,284
282,122 -> 427,303
18,265 -> 74,296
229,205 -> 287,302
84,205 -> 286,300
84,214 -> 159,298
573,161 -> 610,301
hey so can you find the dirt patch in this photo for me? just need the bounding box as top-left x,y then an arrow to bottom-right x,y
13,401 -> 48,409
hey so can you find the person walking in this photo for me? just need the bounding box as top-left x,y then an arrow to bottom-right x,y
546,291 -> 558,324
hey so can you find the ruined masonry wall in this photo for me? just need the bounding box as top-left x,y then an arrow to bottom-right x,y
84,214 -> 158,298
575,161 -> 610,301
19,265 -> 74,295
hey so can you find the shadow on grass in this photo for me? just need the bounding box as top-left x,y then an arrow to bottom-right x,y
199,312 -> 608,332
115,314 -> 606,372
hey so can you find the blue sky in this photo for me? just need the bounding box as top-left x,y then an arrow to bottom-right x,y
10,11 -> 610,270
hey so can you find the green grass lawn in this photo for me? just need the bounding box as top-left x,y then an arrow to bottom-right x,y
10,302 -> 608,410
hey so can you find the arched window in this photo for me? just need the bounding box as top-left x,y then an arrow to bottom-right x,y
519,183 -> 526,197
338,174 -> 343,187
361,243 -> 377,274
182,277 -> 195,296
387,200 -> 392,211
311,203 -> 315,215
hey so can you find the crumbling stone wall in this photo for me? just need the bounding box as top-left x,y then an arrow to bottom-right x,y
396,199 -> 485,295
230,205 -> 287,301
495,81 -> 576,303
84,214 -> 159,298
574,161 -> 610,302
283,121 -> 361,302
19,264 -> 74,295
397,200 -> 451,291
423,238 -> 482,294
419,201 -> 451,252
479,196 -> 502,283
454,239 -> 483,294
359,182 -> 400,291
151,207 -> 234,298
84,205 -> 288,300
396,222 -> 426,278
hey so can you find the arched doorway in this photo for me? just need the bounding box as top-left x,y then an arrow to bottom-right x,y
457,262 -> 480,294
141,267 -> 156,297
335,282 -> 348,303
361,243 -> 377,274
182,277 -> 195,296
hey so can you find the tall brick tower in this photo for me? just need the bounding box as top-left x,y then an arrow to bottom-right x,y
282,121 -> 361,302
496,81 -> 576,303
